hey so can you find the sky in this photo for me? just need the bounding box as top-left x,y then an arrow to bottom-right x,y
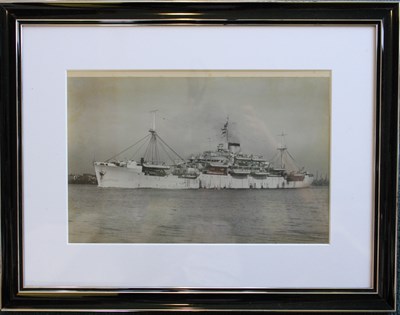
68,72 -> 330,176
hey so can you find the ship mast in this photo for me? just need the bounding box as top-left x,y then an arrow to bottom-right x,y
147,110 -> 159,164
150,109 -> 158,133
144,109 -> 185,164
104,110 -> 186,165
277,132 -> 287,169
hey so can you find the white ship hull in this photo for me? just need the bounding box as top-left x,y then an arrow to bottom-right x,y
95,164 -> 199,189
94,164 -> 313,189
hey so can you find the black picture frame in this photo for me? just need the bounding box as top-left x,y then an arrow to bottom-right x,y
1,2 -> 398,312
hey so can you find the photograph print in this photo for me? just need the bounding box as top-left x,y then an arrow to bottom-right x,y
68,70 -> 330,244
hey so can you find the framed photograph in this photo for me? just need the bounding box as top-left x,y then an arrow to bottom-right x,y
1,2 -> 398,312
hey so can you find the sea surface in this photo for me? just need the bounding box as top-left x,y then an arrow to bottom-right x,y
68,185 -> 329,243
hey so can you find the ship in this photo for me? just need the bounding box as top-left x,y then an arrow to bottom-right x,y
94,113 -> 314,189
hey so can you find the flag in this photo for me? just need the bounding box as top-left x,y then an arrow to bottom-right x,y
221,119 -> 228,135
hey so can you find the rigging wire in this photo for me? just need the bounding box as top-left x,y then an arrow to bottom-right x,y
106,134 -> 151,162
144,135 -> 154,162
157,134 -> 186,162
157,138 -> 178,165
107,128 -> 185,165
286,150 -> 301,170
130,137 -> 151,161
269,148 -> 301,172
154,136 -> 161,164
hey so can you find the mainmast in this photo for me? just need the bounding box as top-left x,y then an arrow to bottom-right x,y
277,132 -> 287,169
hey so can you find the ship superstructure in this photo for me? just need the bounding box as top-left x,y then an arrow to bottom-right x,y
94,114 -> 314,189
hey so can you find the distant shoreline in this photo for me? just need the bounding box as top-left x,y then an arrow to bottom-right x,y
68,173 -> 97,185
